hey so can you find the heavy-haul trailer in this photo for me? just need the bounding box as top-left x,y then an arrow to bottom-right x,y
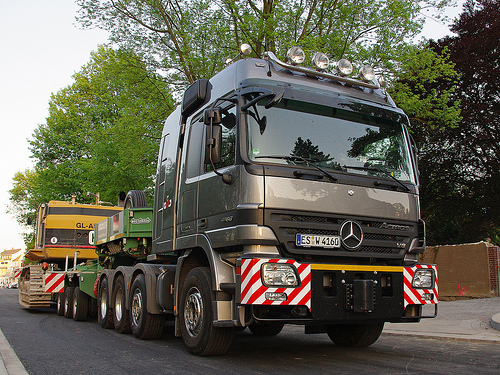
64,45 -> 438,355
18,196 -> 122,311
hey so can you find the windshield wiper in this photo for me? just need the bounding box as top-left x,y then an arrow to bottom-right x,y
256,155 -> 338,183
342,165 -> 410,192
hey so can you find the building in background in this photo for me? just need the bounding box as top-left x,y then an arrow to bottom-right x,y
0,248 -> 25,287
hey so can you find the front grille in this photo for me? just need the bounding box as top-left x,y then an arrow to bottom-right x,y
266,210 -> 417,259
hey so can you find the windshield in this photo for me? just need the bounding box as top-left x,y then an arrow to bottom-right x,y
246,98 -> 416,184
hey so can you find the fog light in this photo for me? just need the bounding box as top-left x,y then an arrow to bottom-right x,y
422,293 -> 434,301
312,52 -> 329,70
262,263 -> 299,287
265,292 -> 287,301
287,46 -> 305,65
412,269 -> 434,289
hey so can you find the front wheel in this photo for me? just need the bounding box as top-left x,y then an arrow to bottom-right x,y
325,323 -> 384,347
179,267 -> 234,356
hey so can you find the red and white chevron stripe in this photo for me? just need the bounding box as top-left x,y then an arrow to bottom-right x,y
13,269 -> 22,279
240,258 -> 311,309
44,272 -> 65,293
403,265 -> 438,307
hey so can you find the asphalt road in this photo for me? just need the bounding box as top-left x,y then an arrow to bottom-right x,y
1,289 -> 499,374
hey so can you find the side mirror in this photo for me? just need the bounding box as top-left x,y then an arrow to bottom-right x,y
205,124 -> 222,164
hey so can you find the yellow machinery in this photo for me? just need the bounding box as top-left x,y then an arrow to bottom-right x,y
19,197 -> 123,308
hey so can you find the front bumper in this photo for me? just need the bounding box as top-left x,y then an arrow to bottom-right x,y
236,258 -> 438,323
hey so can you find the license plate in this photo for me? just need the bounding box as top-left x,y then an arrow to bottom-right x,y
296,234 -> 341,248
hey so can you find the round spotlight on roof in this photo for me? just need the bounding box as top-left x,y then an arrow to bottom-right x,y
378,75 -> 387,88
312,52 -> 330,71
240,43 -> 252,56
287,46 -> 306,65
336,58 -> 353,76
359,65 -> 376,82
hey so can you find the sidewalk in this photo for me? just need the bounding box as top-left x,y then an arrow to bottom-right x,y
0,329 -> 28,375
385,297 -> 500,342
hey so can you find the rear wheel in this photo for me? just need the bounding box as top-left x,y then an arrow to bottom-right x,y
248,321 -> 285,336
56,292 -> 65,316
98,277 -> 113,329
130,274 -> 165,340
64,287 -> 74,319
179,267 -> 234,356
73,286 -> 89,321
112,275 -> 131,334
325,323 -> 384,347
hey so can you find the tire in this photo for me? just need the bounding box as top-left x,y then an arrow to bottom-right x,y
130,274 -> 165,340
248,321 -> 284,336
64,287 -> 75,319
325,323 -> 384,347
98,277 -> 114,329
73,286 -> 89,321
124,190 -> 147,209
56,292 -> 65,316
179,267 -> 234,356
112,275 -> 131,334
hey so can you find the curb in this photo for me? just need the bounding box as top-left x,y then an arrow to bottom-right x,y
491,313 -> 500,331
0,329 -> 28,375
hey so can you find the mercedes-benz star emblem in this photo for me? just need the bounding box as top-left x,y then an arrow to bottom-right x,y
340,220 -> 363,250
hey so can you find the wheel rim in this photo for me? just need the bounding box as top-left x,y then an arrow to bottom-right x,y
184,287 -> 203,338
100,287 -> 108,320
57,295 -> 62,311
65,292 -> 70,313
73,293 -> 78,316
131,290 -> 143,327
115,287 -> 123,322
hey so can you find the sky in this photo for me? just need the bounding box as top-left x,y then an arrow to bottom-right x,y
0,0 -> 465,252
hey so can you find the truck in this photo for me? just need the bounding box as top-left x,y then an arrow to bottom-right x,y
18,195 -> 123,313
47,44 -> 438,356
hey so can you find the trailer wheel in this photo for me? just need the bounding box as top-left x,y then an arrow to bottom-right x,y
179,267 -> 234,356
130,274 -> 165,340
64,287 -> 75,319
248,321 -> 284,336
56,292 -> 65,316
98,277 -> 113,329
325,323 -> 384,347
112,275 -> 131,334
124,190 -> 147,208
73,286 -> 89,321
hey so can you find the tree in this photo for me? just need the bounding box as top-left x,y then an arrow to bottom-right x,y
9,46 -> 174,243
391,0 -> 500,245
76,0 -> 452,88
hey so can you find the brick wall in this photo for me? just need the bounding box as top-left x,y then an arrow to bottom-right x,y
419,241 -> 499,298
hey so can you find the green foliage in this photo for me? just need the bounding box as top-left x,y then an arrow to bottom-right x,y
76,0 -> 453,88
9,47 -> 174,243
389,45 -> 462,132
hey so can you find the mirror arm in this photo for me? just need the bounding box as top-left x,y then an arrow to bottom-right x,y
207,117 -> 232,185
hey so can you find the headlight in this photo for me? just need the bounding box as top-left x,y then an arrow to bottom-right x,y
359,65 -> 376,82
287,46 -> 305,65
312,52 -> 329,70
336,58 -> 353,76
262,263 -> 299,287
412,269 -> 434,289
